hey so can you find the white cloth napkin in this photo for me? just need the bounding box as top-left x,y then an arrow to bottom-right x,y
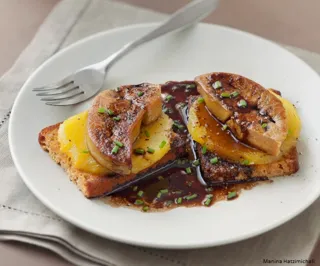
0,0 -> 319,265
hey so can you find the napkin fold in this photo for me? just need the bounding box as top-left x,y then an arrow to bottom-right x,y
0,0 -> 319,265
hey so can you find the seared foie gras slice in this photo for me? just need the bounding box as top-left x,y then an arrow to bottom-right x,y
87,83 -> 162,175
187,96 -> 300,165
195,73 -> 287,156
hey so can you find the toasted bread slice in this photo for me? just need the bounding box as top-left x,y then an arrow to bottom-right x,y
87,83 -> 162,175
39,123 -> 185,198
196,143 -> 299,185
195,73 -> 287,156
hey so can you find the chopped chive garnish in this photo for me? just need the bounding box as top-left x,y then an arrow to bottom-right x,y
82,150 -> 89,154
159,140 -> 167,148
241,159 -> 250,165
115,87 -> 120,92
186,181 -> 193,187
137,91 -> 144,97
210,157 -> 219,164
204,198 -> 212,206
137,190 -> 144,197
165,200 -> 173,206
197,97 -> 205,104
111,145 -> 119,154
205,187 -> 213,192
134,148 -> 145,155
222,124 -> 228,131
261,123 -> 268,129
213,81 -> 222,89
238,99 -> 247,108
185,194 -> 198,200
160,189 -> 169,194
157,192 -> 162,198
142,206 -> 149,212
133,186 -> 138,191
106,109 -> 114,116
147,147 -> 155,154
186,84 -> 196,89
177,102 -> 186,109
231,91 -> 239,98
287,129 -> 292,136
192,159 -> 200,166
166,107 -> 173,114
165,94 -> 174,102
176,159 -> 184,165
221,92 -> 231,98
134,199 -> 144,205
227,191 -> 237,200
186,167 -> 192,174
113,116 -> 121,121
144,130 -> 150,138
163,107 -> 168,113
201,145 -> 207,154
98,107 -> 106,113
176,197 -> 182,204
204,195 -> 213,206
173,121 -> 184,129
114,141 -> 123,147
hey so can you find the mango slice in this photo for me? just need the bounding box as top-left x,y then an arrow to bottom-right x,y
58,111 -> 111,175
132,114 -> 172,174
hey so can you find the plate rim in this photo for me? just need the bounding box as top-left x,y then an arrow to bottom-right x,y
8,22 -> 320,249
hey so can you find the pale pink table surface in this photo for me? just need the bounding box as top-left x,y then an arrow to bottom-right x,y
1,0 -> 319,265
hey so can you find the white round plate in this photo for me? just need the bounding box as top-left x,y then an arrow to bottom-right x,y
9,23 -> 320,249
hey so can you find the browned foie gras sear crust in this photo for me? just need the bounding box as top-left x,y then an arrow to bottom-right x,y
87,83 -> 162,175
195,72 -> 288,156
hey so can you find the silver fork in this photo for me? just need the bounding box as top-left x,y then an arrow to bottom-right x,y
33,0 -> 219,106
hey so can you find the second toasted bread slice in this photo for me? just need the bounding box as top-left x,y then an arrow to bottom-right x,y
196,143 -> 299,185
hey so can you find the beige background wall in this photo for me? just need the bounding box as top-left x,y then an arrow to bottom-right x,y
1,0 -> 320,76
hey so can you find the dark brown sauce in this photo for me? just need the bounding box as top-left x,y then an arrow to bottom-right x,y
107,81 -> 260,212
195,100 -> 261,160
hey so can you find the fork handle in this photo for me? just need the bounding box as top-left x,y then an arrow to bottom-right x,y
100,0 -> 219,70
